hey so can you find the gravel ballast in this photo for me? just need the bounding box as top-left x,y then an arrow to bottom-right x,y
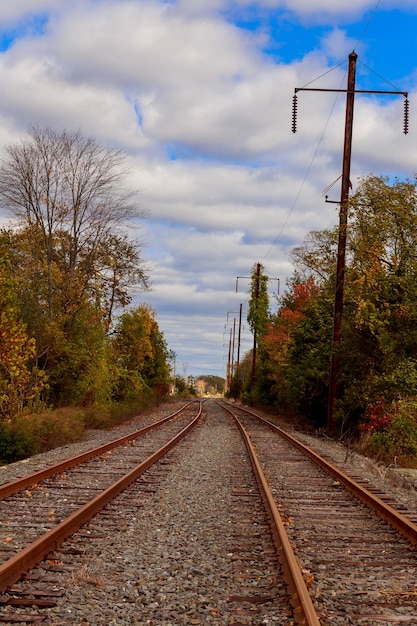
41,402 -> 289,625
1,399 -> 417,625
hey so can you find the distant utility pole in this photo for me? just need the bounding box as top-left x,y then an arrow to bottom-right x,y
236,266 -> 259,386
251,262 -> 261,386
226,327 -> 232,392
237,303 -> 242,366
224,318 -> 236,378
236,264 -> 279,387
227,304 -> 243,369
293,50 -> 409,432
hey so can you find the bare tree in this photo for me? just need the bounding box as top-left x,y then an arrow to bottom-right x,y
0,125 -> 148,323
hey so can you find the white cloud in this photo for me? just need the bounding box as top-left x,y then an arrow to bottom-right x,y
0,0 -> 61,23
48,2 -> 258,87
227,0 -> 413,19
320,28 -> 358,61
0,55 -> 150,149
0,0 -> 416,376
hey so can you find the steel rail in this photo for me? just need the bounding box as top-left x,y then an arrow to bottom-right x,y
221,402 -> 321,626
228,402 -> 417,546
0,401 -> 203,591
0,401 -> 194,501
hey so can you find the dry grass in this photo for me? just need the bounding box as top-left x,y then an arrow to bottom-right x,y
69,558 -> 106,588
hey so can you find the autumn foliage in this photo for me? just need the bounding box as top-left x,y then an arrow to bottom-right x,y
0,255 -> 47,420
242,175 -> 417,460
0,127 -> 171,436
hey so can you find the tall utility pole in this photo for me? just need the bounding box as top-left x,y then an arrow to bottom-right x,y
251,262 -> 261,386
237,262 -> 263,387
236,266 -> 279,388
328,51 -> 357,433
227,305 -> 243,370
231,317 -> 236,378
226,327 -> 232,393
293,50 -> 409,432
237,303 -> 243,366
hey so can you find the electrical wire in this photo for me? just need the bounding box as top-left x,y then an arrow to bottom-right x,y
354,0 -> 382,49
261,0 -> 383,268
262,72 -> 345,262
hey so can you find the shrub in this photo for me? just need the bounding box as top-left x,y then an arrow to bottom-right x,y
0,408 -> 86,464
35,408 -> 86,450
359,399 -> 392,434
0,392 -> 170,464
364,399 -> 417,467
0,419 -> 38,463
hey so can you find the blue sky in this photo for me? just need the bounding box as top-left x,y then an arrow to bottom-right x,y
0,0 -> 416,378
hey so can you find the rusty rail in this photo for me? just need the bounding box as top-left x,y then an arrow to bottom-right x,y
229,402 -> 417,545
221,402 -> 321,626
0,401 -> 203,591
0,401 -> 193,501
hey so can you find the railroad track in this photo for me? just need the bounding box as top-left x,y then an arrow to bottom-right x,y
0,399 -> 417,624
0,401 -> 202,617
221,400 -> 417,624
0,400 -> 295,624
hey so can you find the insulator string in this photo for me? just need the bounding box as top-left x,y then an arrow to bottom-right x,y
404,98 -> 409,135
292,94 -> 298,133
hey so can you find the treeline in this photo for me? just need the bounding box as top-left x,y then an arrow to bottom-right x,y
0,126 -> 171,459
172,375 -> 225,396
231,175 -> 417,465
197,375 -> 225,395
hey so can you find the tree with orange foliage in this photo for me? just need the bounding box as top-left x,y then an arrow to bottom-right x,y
0,255 -> 47,420
261,274 -> 331,419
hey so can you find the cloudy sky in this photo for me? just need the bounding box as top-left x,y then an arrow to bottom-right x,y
0,0 -> 416,379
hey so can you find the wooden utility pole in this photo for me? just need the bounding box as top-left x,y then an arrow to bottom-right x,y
226,327 -> 232,393
231,317 -> 236,378
226,306 -> 242,379
327,51 -> 357,432
293,51 -> 409,432
236,266 -> 279,388
237,303 -> 243,366
251,262 -> 261,386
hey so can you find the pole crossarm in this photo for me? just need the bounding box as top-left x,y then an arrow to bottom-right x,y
292,66 -> 409,135
295,87 -> 408,97
236,276 -> 280,294
235,276 -> 251,292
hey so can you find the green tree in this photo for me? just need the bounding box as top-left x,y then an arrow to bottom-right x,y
111,304 -> 170,400
245,262 -> 270,399
247,262 -> 270,341
260,275 -> 331,420
257,175 -> 417,432
342,175 -> 417,419
0,125 -> 148,328
0,127 -> 150,408
0,254 -> 46,419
